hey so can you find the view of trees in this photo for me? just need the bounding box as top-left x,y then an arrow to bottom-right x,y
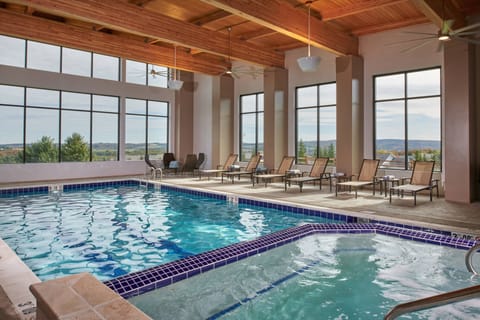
62,133 -> 89,161
297,139 -> 336,164
23,136 -> 58,163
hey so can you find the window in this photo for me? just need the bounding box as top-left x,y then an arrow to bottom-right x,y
62,47 -> 92,77
374,67 -> 441,170
125,98 -> 169,161
92,53 -> 119,81
126,59 -> 169,88
295,83 -> 336,164
27,41 -> 60,73
0,85 -> 119,163
0,35 -> 26,68
239,93 -> 263,161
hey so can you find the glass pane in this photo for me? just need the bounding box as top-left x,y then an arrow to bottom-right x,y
257,112 -> 264,157
148,64 -> 168,88
0,35 -> 25,67
125,114 -> 145,161
93,53 -> 119,81
375,101 -> 405,169
407,68 -> 440,98
148,116 -> 167,159
0,85 -> 24,105
62,92 -> 90,111
92,113 -> 118,161
240,113 -> 256,161
62,47 -> 91,77
27,41 -> 60,72
319,83 -> 336,106
257,94 -> 264,112
240,95 -> 256,113
296,108 -> 317,164
61,110 -> 90,162
126,60 -> 147,85
375,74 -> 404,100
297,86 -> 317,108
407,97 -> 441,169
93,95 -> 118,113
126,98 -> 146,115
26,88 -> 59,108
25,108 -> 59,163
148,101 -> 168,116
319,106 -> 336,159
0,106 -> 24,163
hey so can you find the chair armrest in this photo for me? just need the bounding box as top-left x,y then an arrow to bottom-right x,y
401,177 -> 411,184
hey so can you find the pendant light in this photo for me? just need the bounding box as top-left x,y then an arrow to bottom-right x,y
297,0 -> 321,72
168,45 -> 184,90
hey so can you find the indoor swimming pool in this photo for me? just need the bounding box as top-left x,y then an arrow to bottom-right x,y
130,232 -> 480,320
0,181 -> 342,281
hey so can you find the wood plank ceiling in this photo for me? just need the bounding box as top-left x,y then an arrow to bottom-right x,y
0,0 -> 479,76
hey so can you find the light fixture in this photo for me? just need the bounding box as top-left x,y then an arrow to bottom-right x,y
438,33 -> 451,41
297,0 -> 321,72
168,45 -> 184,90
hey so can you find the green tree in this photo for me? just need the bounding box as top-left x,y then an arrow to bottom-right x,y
62,133 -> 89,162
297,139 -> 307,163
24,136 -> 58,163
327,143 -> 336,158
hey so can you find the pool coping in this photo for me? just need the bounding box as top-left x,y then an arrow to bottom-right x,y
0,179 -> 478,302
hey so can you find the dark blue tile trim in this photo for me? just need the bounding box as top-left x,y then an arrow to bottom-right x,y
106,223 -> 478,300
63,180 -> 140,191
0,185 -> 49,197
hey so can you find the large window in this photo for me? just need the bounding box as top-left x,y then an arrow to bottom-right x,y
125,98 -> 169,161
0,85 -> 119,163
126,59 -> 168,88
296,83 -> 336,164
239,93 -> 263,161
374,67 -> 441,170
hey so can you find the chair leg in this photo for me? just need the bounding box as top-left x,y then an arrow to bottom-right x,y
389,188 -> 392,203
335,184 -> 338,197
329,178 -> 332,192
355,188 -> 357,199
414,192 -> 417,206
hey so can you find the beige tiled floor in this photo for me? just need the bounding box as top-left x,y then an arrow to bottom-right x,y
158,174 -> 480,237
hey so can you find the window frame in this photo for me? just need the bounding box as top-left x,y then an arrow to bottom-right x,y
373,66 -> 442,171
239,92 -> 264,161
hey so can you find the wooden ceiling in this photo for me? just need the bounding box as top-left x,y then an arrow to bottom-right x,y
0,0 -> 479,76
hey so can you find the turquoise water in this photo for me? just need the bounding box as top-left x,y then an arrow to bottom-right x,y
130,233 -> 480,320
0,186 -> 333,281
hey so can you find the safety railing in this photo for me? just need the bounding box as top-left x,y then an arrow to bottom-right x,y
384,243 -> 480,319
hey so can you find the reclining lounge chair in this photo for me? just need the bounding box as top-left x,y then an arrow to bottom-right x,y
221,153 -> 262,183
285,157 -> 331,192
389,160 -> 439,206
335,159 -> 380,198
198,153 -> 238,180
252,156 -> 295,187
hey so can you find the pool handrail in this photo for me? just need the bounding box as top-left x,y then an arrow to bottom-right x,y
465,242 -> 480,274
384,284 -> 480,319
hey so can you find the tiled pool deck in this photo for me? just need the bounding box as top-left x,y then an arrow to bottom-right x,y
1,177 -> 479,318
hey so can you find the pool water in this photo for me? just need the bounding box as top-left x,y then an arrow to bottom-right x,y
130,233 -> 480,320
0,186 -> 335,281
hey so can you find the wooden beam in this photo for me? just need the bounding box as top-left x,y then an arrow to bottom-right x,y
352,15 -> 430,35
0,8 -> 228,75
189,9 -> 231,26
198,0 -> 358,56
238,28 -> 277,41
320,0 -> 408,21
409,0 -> 466,30
3,0 -> 284,68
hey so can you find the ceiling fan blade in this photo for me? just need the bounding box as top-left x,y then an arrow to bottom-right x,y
386,36 -> 437,47
451,22 -> 480,35
402,31 -> 437,36
442,19 -> 455,34
401,38 -> 436,54
452,35 -> 480,45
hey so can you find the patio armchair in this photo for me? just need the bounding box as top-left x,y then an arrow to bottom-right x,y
335,159 -> 380,198
389,160 -> 439,205
180,154 -> 198,175
285,157 -> 332,192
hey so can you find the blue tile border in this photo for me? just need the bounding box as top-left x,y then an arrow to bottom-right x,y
63,179 -> 140,191
160,184 -> 227,201
104,223 -> 478,300
0,185 -> 49,197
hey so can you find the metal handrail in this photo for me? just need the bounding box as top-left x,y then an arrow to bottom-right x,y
385,243 -> 480,319
466,243 -> 480,274
384,284 -> 480,320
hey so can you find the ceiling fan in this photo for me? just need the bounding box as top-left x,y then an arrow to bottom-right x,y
220,27 -> 265,79
391,1 -> 480,53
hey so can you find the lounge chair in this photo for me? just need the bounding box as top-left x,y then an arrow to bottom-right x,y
252,156 -> 295,187
198,153 -> 238,180
145,154 -> 162,180
335,159 -> 380,198
285,157 -> 332,192
162,152 -> 177,175
180,154 -> 198,175
221,153 -> 262,183
389,160 -> 439,205
195,153 -> 206,170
